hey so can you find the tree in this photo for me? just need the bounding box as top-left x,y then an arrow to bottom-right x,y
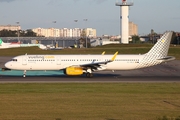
23,29 -> 37,37
79,29 -> 91,48
0,29 -> 38,37
131,35 -> 141,43
0,30 -> 17,37
148,29 -> 158,44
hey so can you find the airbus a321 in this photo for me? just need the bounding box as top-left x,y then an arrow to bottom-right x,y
5,31 -> 175,78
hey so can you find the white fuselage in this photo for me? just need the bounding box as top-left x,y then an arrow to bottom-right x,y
0,43 -> 46,49
0,43 -> 20,48
5,54 -> 159,71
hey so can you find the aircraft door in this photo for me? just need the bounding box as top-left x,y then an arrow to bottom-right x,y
98,56 -> 104,62
22,56 -> 27,65
56,56 -> 61,65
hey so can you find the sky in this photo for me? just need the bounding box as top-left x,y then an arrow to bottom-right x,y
0,0 -> 180,36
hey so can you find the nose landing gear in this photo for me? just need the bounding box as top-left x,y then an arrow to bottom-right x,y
23,70 -> 26,77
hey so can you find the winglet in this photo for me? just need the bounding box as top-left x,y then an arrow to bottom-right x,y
111,51 -> 118,61
102,51 -> 105,55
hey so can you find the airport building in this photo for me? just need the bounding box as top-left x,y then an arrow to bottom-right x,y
0,25 -> 96,38
32,28 -> 97,38
129,22 -> 138,36
84,28 -> 97,38
0,25 -> 21,31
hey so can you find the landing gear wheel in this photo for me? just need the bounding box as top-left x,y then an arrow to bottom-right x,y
23,70 -> 26,78
86,72 -> 93,78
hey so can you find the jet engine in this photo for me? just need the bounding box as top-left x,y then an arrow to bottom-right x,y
64,67 -> 83,76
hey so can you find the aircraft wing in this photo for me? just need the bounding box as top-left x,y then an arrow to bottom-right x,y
78,52 -> 118,70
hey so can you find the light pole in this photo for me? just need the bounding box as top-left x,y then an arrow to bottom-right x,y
83,19 -> 88,48
74,20 -> 78,47
16,22 -> 20,42
53,21 -> 57,48
74,20 -> 78,37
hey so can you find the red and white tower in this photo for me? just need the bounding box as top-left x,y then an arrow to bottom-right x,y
116,0 -> 133,44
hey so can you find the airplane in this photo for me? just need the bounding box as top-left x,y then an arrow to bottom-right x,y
0,39 -> 47,49
4,31 -> 175,78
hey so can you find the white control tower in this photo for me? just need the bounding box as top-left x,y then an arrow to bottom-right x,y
116,0 -> 133,44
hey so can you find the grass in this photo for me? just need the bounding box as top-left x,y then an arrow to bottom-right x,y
0,83 -> 180,120
0,44 -> 180,59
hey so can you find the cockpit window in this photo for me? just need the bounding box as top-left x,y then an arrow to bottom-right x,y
11,59 -> 17,61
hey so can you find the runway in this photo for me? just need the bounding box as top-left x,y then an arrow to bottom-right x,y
0,56 -> 180,83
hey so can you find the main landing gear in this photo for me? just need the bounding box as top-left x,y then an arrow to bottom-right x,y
85,69 -> 93,78
86,72 -> 93,78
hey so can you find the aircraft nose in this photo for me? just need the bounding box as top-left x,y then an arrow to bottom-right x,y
5,62 -> 12,69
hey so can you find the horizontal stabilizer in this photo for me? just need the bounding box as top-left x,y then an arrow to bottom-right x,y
157,56 -> 176,62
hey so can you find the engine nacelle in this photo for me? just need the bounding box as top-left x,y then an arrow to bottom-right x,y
64,67 -> 83,76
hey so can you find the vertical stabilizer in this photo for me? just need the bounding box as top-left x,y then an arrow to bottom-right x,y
137,31 -> 173,68
146,31 -> 173,58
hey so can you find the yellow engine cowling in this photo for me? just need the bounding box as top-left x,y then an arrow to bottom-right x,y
64,67 -> 83,76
